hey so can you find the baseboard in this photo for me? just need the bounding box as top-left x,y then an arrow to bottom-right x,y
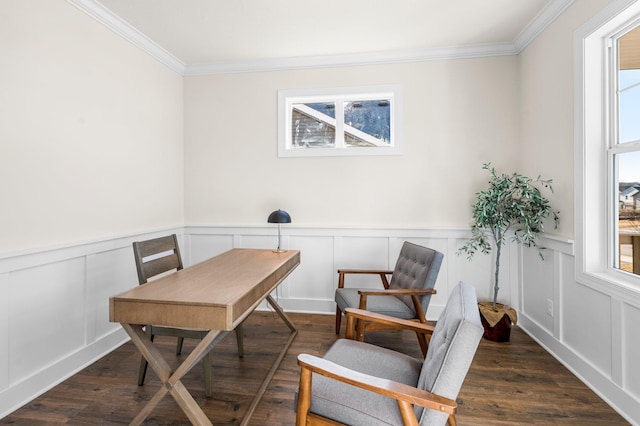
0,327 -> 129,419
519,314 -> 639,425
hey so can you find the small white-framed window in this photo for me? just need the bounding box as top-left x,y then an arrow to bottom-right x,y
277,85 -> 402,157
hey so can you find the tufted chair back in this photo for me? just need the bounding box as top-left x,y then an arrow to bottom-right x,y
389,241 -> 444,313
415,281 -> 483,425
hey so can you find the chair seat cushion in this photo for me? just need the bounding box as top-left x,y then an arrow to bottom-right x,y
335,288 -> 416,319
309,339 -> 422,426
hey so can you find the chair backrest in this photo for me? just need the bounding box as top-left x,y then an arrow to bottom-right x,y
388,241 -> 444,312
132,234 -> 183,284
415,281 -> 483,425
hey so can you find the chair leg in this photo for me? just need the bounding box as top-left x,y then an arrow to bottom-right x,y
137,326 -> 154,386
176,337 -> 184,355
235,323 -> 244,358
137,356 -> 148,386
335,307 -> 342,334
203,350 -> 213,398
296,367 -> 312,426
416,332 -> 429,358
447,414 -> 458,426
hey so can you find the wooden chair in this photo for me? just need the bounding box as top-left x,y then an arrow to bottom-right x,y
335,241 -> 444,357
132,234 -> 244,397
297,282 -> 483,426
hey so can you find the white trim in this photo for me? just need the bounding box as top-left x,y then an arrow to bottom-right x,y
66,0 -> 185,75
184,43 -> 519,76
513,0 -> 576,52
185,224 -> 472,239
0,226 -> 184,273
68,0 -> 574,76
519,316 -> 639,425
0,328 -> 128,419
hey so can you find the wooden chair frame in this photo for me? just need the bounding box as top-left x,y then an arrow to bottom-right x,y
297,308 -> 457,426
336,269 -> 436,357
132,234 -> 244,398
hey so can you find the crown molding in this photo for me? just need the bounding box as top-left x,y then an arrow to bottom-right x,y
68,0 -> 574,76
514,0 -> 576,52
184,42 -> 518,76
66,0 -> 186,75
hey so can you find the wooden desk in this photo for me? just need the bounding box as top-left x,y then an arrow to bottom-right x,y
110,248 -> 300,425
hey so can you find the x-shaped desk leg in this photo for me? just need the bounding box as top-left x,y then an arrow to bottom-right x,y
238,295 -> 298,426
122,295 -> 296,425
122,323 -> 228,426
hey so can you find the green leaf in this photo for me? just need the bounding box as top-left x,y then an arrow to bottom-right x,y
457,163 -> 560,306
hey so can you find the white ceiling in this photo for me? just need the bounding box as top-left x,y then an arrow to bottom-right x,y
70,0 -> 575,74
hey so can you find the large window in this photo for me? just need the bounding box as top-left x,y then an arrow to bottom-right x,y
614,25 -> 640,275
278,85 -> 402,157
576,1 -> 640,293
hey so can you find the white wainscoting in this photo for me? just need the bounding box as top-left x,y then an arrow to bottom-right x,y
1,224 -> 512,418
519,235 -> 640,425
0,228 -> 182,418
2,226 -> 639,422
184,225 -> 516,317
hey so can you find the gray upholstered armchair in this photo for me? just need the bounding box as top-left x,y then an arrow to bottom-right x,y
297,282 -> 483,426
335,241 -> 444,357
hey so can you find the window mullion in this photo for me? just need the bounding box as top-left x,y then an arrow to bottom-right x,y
335,101 -> 345,148
609,35 -> 619,272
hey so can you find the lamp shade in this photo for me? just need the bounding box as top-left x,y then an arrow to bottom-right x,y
267,209 -> 291,224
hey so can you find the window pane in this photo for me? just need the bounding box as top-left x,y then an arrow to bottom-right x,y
343,100 -> 391,147
617,151 -> 640,274
615,25 -> 640,275
291,102 -> 336,148
619,70 -> 640,144
618,24 -> 640,144
306,102 -> 336,118
620,69 -> 640,88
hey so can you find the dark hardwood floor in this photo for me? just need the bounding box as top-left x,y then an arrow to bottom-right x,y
1,312 -> 629,425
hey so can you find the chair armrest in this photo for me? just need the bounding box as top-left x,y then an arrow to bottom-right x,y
337,269 -> 394,275
356,289 -> 436,321
297,353 -> 456,415
345,308 -> 435,335
337,269 -> 393,289
357,288 -> 437,297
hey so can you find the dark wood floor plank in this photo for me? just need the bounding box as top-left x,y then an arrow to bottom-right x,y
0,312 -> 628,425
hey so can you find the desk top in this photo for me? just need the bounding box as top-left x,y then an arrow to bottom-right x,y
109,249 -> 300,330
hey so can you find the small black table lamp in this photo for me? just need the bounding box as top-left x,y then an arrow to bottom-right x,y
267,209 -> 291,253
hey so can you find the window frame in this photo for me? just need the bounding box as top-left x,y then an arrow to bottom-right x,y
610,31 -> 640,274
277,84 -> 403,158
575,0 -> 640,297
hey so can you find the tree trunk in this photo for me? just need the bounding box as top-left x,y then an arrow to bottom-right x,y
493,236 -> 502,311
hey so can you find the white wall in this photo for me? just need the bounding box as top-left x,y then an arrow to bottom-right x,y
519,0 -> 640,423
518,0 -> 615,237
0,0 -> 185,416
0,0 -> 184,254
183,58 -> 521,228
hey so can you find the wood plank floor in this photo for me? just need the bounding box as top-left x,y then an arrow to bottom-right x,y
1,312 -> 629,425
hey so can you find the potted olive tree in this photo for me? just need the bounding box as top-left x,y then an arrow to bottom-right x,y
459,163 -> 559,341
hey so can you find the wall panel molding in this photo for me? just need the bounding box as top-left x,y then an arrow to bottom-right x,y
0,225 -> 484,418
3,226 -> 637,423
520,236 -> 640,424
